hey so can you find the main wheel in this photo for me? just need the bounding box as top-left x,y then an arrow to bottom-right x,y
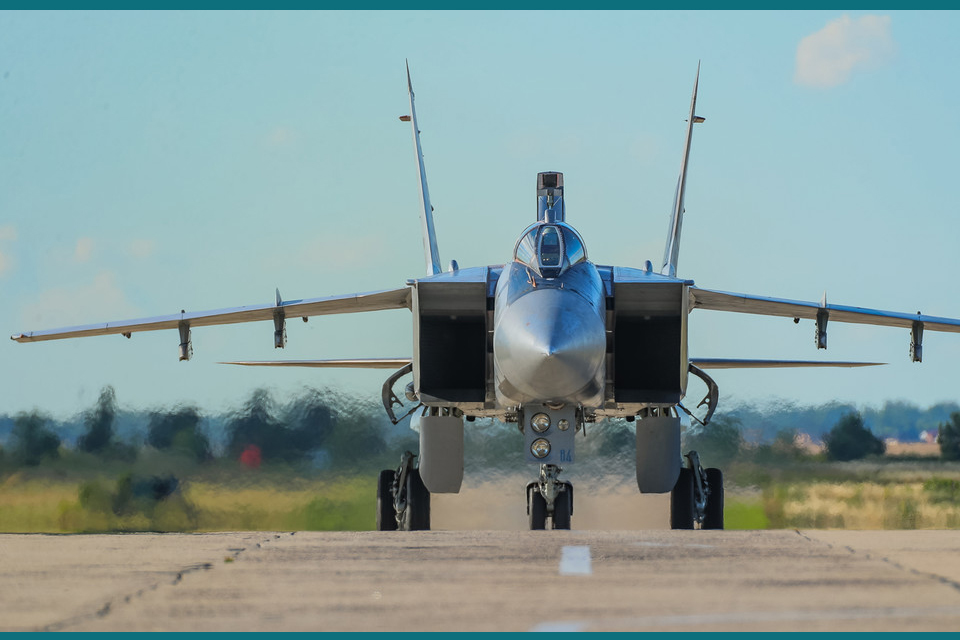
670,467 -> 695,530
552,486 -> 572,530
376,469 -> 398,531
702,468 -> 724,530
405,467 -> 431,531
528,486 -> 547,530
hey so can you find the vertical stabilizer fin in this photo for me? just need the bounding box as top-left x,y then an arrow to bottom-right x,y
405,61 -> 442,276
661,63 -> 704,278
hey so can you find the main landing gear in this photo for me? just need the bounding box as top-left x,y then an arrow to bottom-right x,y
670,451 -> 724,530
377,451 -> 431,531
526,464 -> 573,530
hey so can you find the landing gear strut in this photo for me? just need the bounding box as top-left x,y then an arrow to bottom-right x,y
376,451 -> 431,531
526,464 -> 573,530
670,450 -> 723,530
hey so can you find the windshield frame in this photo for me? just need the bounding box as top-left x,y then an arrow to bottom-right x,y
512,222 -> 588,278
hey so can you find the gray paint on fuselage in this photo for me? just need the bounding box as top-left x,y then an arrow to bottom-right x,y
493,260 -> 606,407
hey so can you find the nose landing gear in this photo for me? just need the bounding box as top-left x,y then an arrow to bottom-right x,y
526,464 -> 573,530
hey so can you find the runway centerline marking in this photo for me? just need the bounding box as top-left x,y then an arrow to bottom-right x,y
559,545 -> 592,576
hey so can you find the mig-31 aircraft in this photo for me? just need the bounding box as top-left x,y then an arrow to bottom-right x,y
14,64 -> 960,531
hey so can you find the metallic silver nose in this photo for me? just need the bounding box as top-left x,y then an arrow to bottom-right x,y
494,288 -> 606,401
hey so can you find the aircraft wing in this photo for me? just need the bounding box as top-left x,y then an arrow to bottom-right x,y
690,358 -> 882,369
11,287 -> 411,343
688,287 -> 960,333
221,358 -> 412,369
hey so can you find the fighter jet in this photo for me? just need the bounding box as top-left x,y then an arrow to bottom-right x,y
13,64 -> 960,531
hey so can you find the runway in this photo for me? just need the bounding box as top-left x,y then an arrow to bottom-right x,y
2,529 -> 959,631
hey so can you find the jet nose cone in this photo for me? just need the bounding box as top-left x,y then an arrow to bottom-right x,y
494,288 -> 606,402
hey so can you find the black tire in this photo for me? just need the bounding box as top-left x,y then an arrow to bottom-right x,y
552,486 -> 572,530
405,467 -> 431,531
703,468 -> 724,530
528,486 -> 547,530
670,467 -> 695,530
376,469 -> 397,531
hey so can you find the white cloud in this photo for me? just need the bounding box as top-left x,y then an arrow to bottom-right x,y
795,15 -> 895,88
125,239 -> 156,259
0,226 -> 17,242
74,237 -> 95,263
20,271 -> 140,328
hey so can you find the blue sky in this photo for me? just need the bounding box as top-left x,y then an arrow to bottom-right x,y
3,10 -> 960,420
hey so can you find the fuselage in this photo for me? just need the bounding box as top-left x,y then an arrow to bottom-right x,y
492,222 -> 606,409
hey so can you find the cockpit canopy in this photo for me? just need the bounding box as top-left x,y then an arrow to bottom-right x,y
513,222 -> 587,278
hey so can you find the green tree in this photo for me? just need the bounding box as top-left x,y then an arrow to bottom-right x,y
147,407 -> 211,462
937,412 -> 960,461
771,428 -> 806,458
226,388 -> 379,466
684,416 -> 744,466
10,410 -> 60,466
78,386 -> 117,454
823,411 -> 885,461
281,389 -> 338,459
226,388 -> 280,460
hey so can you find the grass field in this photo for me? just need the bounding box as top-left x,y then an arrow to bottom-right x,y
2,460 -> 959,533
0,471 -> 377,533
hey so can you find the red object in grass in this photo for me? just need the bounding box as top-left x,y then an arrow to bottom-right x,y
240,444 -> 262,469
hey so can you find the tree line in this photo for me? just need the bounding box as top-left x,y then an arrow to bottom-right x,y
0,385 -> 414,472
3,387 -> 960,472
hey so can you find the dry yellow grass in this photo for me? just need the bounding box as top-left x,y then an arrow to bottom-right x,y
0,475 -> 376,533
884,442 -> 940,457
774,481 -> 960,529
3,471 -> 959,533
185,479 -> 375,531
0,475 -> 79,532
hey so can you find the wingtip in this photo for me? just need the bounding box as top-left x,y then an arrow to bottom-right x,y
406,59 -> 413,93
690,62 -> 701,102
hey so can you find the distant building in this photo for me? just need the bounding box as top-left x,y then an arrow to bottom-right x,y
795,432 -> 823,453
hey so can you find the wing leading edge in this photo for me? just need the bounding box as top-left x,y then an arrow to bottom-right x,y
689,287 -> 960,333
222,358 -> 412,369
221,357 -> 876,370
11,287 -> 411,343
690,358 -> 882,369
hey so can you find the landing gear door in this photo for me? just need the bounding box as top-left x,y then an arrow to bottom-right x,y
635,415 -> 681,494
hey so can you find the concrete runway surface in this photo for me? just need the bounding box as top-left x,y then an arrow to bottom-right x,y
2,528 -> 960,631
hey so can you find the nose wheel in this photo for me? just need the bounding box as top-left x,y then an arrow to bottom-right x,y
526,464 -> 573,530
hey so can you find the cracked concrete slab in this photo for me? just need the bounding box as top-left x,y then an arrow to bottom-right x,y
0,532 -> 275,631
2,530 -> 959,631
